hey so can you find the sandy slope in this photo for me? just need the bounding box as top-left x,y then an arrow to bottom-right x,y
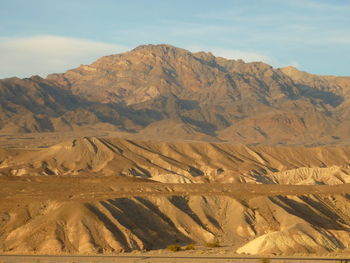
1,137 -> 350,184
2,137 -> 350,255
1,176 -> 350,255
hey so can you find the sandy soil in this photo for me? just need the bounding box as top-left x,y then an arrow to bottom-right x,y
0,131 -> 128,149
1,176 -> 350,202
0,253 -> 349,263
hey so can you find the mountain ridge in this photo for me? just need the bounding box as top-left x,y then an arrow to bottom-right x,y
1,44 -> 350,145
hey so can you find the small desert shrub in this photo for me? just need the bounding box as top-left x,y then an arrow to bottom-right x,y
205,240 -> 220,247
167,244 -> 181,252
184,243 -> 195,250
260,258 -> 270,263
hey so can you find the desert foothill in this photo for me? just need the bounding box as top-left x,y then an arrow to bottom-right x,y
1,1 -> 350,263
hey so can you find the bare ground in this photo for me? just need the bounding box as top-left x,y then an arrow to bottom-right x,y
1,176 -> 350,202
2,137 -> 350,256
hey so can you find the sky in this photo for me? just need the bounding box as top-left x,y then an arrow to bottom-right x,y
0,0 -> 349,78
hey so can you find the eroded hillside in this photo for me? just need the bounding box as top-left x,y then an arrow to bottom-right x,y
2,44 -> 350,257
1,138 -> 350,255
1,137 -> 350,184
1,176 -> 350,255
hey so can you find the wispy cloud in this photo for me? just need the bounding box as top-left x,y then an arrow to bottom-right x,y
0,35 -> 128,78
292,0 -> 350,11
189,0 -> 350,48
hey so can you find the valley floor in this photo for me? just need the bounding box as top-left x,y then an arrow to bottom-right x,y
1,176 -> 350,201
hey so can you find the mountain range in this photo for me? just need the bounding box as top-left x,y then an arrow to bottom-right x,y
1,44 -> 350,145
2,45 -> 350,256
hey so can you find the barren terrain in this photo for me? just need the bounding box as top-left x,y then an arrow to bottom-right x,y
2,174 -> 350,257
1,137 -> 350,257
2,45 -> 350,260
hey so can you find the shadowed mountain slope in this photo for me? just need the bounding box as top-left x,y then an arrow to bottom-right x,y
1,44 -> 350,145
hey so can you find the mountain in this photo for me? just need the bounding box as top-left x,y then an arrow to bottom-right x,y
1,44 -> 350,145
0,76 -> 146,133
4,45 -> 350,257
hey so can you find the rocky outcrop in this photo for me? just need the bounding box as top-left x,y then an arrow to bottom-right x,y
1,45 -> 350,145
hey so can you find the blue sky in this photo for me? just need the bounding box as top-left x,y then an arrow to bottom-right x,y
0,0 -> 349,78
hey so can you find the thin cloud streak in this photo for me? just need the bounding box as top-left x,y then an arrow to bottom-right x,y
0,35 -> 278,79
292,0 -> 350,11
0,35 -> 128,78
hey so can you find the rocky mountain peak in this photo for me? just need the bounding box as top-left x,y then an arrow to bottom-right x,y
131,43 -> 190,55
2,44 -> 350,145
